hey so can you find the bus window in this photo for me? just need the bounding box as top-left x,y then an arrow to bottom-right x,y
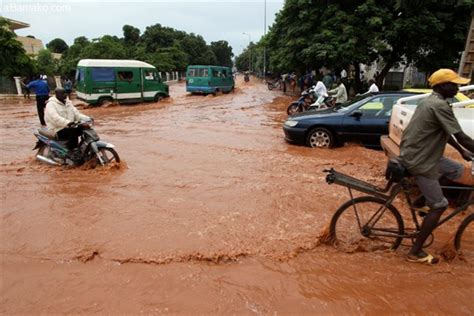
118,71 -> 134,81
188,68 -> 209,77
91,67 -> 114,82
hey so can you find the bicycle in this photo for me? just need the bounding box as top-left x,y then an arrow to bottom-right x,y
324,164 -> 473,253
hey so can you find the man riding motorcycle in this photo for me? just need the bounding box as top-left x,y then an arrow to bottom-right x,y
45,88 -> 91,151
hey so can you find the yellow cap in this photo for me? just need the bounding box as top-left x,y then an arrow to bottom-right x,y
428,69 -> 470,87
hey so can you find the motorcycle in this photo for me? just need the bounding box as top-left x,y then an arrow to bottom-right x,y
267,79 -> 281,90
244,73 -> 250,82
286,86 -> 336,115
34,120 -> 120,167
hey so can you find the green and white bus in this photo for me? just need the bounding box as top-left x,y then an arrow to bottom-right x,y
186,65 -> 234,94
75,59 -> 169,105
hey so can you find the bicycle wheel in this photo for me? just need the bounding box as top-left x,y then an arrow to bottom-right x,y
454,213 -> 473,256
329,196 -> 404,252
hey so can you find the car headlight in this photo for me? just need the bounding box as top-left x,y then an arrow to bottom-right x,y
284,120 -> 298,127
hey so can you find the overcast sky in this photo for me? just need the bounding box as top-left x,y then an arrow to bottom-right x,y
1,0 -> 285,56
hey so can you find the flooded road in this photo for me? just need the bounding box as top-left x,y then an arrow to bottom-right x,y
1,78 -> 472,314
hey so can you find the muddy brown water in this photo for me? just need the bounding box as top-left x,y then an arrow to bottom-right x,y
1,78 -> 472,314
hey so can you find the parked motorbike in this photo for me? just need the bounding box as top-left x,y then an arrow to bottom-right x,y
244,73 -> 250,82
34,120 -> 120,167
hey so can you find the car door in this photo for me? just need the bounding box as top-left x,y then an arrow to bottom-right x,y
341,95 -> 399,146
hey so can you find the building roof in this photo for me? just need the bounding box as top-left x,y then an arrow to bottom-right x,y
4,17 -> 30,30
78,59 -> 155,68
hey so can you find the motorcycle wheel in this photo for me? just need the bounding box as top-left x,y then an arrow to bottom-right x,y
98,148 -> 120,164
37,144 -> 50,157
267,83 -> 274,90
287,103 -> 301,115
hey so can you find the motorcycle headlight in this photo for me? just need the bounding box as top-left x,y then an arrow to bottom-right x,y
284,120 -> 298,127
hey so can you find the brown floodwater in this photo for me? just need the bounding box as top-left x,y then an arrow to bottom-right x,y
1,77 -> 472,314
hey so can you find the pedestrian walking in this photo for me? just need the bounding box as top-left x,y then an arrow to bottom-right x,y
21,77 -> 30,99
26,75 -> 50,126
63,78 -> 73,97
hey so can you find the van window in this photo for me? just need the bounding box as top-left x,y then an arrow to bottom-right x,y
212,69 -> 219,77
118,71 -> 134,81
144,70 -> 157,81
188,68 -> 208,77
91,67 -> 114,82
75,68 -> 85,82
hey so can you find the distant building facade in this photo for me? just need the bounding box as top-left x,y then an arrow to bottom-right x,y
4,17 -> 45,57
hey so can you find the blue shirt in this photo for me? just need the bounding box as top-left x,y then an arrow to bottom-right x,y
26,80 -> 50,96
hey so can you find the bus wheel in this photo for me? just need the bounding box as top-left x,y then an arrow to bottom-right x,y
154,94 -> 163,102
98,97 -> 113,107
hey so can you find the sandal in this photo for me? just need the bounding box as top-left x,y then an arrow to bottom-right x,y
413,206 -> 430,217
407,253 -> 439,265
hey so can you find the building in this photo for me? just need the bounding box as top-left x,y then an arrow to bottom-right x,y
4,17 -> 44,56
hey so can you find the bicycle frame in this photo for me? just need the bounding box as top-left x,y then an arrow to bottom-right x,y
326,168 -> 474,241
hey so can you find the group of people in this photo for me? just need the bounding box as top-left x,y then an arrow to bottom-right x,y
278,68 -> 380,107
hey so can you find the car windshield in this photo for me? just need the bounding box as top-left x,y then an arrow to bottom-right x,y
332,95 -> 371,112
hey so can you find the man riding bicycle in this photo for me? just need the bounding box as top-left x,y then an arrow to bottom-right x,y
399,69 -> 473,264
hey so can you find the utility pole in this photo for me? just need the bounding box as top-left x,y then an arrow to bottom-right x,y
243,32 -> 251,72
263,0 -> 267,78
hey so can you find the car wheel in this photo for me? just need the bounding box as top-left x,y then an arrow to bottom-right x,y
306,127 -> 334,148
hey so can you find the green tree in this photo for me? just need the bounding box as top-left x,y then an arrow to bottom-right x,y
210,40 -> 234,67
46,38 -> 69,54
123,24 -> 140,46
142,23 -> 184,52
235,42 -> 261,72
180,33 -> 216,65
81,35 -> 126,59
58,36 -> 91,77
0,17 -> 35,77
58,22 -> 233,77
35,49 -> 57,76
373,0 -> 472,83
260,0 -> 472,92
149,46 -> 188,71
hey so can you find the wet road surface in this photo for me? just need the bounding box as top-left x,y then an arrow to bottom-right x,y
1,78 -> 473,314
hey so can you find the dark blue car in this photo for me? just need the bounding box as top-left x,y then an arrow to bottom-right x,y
282,92 -> 418,149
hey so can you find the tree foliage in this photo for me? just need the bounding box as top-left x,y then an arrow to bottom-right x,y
56,23 -> 233,78
36,49 -> 57,76
210,40 -> 234,67
46,38 -> 69,54
239,0 -> 472,90
0,17 -> 35,77
1,17 -> 234,79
